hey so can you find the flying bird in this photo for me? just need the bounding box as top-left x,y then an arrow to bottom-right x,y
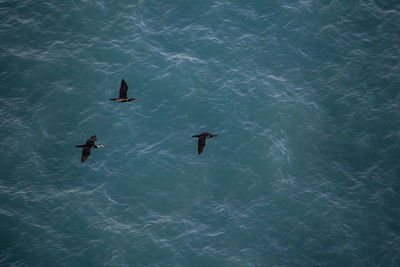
110,79 -> 137,102
75,135 -> 104,163
192,132 -> 219,154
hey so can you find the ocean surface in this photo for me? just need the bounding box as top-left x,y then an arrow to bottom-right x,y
1,0 -> 399,266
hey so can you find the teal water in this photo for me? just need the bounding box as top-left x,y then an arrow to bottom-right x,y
1,0 -> 400,266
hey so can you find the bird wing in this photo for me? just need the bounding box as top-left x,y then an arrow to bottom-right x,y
198,135 -> 207,154
85,136 -> 97,146
119,80 -> 128,99
81,147 -> 91,163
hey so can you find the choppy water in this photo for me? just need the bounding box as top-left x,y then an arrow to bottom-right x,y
1,0 -> 400,266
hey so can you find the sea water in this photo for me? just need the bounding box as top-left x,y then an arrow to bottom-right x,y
0,0 -> 399,266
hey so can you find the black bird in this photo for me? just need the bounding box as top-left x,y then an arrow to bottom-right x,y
75,135 -> 104,163
110,79 -> 137,102
192,132 -> 219,154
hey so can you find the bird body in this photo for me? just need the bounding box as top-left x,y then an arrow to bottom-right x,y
192,132 -> 218,154
75,135 -> 104,162
110,79 -> 136,102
